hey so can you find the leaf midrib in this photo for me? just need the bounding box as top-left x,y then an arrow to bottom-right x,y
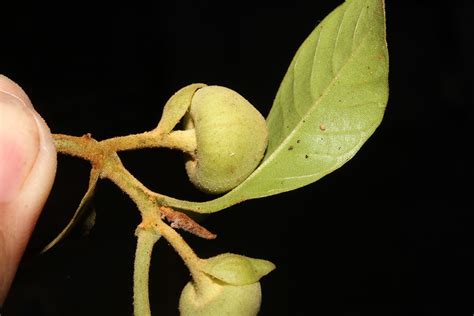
246,12 -> 374,188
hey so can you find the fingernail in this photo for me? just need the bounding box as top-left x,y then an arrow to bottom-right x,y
0,91 -> 40,203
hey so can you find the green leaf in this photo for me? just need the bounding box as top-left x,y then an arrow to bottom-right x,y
41,168 -> 100,253
163,0 -> 388,213
155,83 -> 206,134
201,253 -> 276,285
246,0 -> 388,195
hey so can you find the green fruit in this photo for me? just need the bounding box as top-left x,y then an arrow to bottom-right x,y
184,86 -> 268,194
179,279 -> 262,316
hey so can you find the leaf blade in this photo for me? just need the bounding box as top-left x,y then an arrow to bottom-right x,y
41,168 -> 100,253
231,0 -> 388,196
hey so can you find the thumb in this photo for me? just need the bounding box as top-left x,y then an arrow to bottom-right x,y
0,75 -> 57,305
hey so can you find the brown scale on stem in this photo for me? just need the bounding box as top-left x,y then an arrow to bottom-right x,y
159,206 -> 217,240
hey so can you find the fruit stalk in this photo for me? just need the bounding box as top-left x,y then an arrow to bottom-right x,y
134,227 -> 161,316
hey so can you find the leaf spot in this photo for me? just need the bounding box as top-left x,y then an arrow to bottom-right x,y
319,123 -> 327,131
305,154 -> 309,159
288,146 -> 294,151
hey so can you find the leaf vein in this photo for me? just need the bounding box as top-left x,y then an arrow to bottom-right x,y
261,23 -> 374,175
310,28 -> 323,100
299,27 -> 373,135
332,5 -> 349,75
352,3 -> 366,47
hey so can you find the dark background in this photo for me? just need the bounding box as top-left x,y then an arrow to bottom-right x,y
1,0 -> 473,315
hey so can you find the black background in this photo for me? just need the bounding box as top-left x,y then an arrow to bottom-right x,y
1,0 -> 473,315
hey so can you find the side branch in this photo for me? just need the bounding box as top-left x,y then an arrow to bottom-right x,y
52,132 -> 223,217
100,129 -> 197,154
154,220 -> 208,292
100,148 -> 216,240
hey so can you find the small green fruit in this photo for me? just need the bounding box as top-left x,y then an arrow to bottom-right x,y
184,86 -> 268,194
179,279 -> 262,316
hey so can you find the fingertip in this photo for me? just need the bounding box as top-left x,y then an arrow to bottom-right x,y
0,75 -> 33,109
0,77 -> 57,305
0,86 -> 57,253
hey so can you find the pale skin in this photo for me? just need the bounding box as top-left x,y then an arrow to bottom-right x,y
0,75 -> 57,306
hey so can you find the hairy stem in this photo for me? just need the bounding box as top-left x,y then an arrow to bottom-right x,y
53,134 -> 103,162
100,129 -> 197,153
134,227 -> 161,316
155,220 -> 208,294
101,154 -> 157,215
52,133 -> 230,214
97,148 -> 208,293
